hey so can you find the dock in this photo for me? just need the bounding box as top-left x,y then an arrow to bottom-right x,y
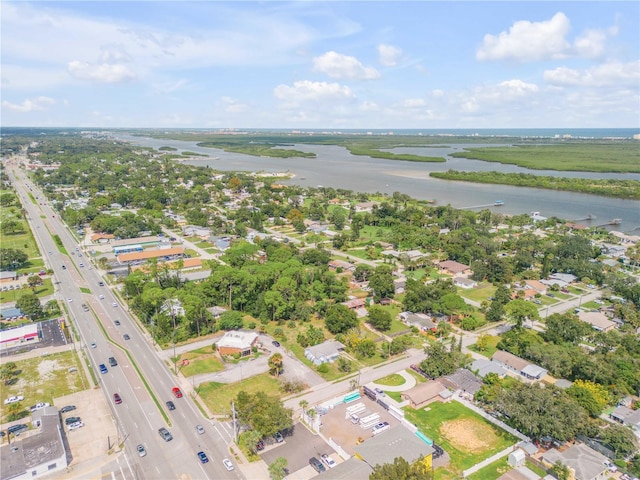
571,213 -> 597,222
459,201 -> 505,210
593,219 -> 622,228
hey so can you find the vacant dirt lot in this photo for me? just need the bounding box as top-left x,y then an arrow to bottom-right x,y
55,388 -> 118,465
440,418 -> 499,454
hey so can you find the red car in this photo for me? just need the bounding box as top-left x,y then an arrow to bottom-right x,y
172,387 -> 183,398
114,393 -> 122,404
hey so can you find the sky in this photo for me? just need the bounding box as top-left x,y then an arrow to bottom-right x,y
1,1 -> 639,129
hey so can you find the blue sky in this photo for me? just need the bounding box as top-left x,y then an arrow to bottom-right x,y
1,1 -> 638,129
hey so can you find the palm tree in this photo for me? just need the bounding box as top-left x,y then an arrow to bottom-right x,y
268,353 -> 284,377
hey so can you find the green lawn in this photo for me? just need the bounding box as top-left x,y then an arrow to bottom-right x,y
467,457 -> 511,480
197,373 -> 283,415
468,335 -> 501,358
374,373 -> 406,386
177,347 -> 225,377
0,350 -> 88,422
459,283 -> 496,303
0,279 -> 54,303
405,401 -> 517,477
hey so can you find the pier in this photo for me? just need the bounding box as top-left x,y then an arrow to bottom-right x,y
593,219 -> 622,228
459,201 -> 505,210
571,213 -> 597,222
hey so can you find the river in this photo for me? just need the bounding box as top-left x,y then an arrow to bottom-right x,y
116,134 -> 640,233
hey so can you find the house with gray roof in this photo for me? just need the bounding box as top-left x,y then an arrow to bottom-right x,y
399,312 -> 437,332
0,407 -> 67,480
541,443 -> 609,480
470,358 -> 507,378
353,426 -> 434,468
304,340 -> 345,365
440,368 -> 483,395
610,405 -> 640,432
492,351 -> 547,381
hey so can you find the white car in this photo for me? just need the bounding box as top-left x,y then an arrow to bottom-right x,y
4,395 -> 24,405
112,302 -> 118,308
30,402 -> 50,412
90,342 -> 97,348
321,454 -> 336,468
222,459 -> 234,471
99,295 -> 104,300
68,421 -> 84,430
67,298 -> 73,303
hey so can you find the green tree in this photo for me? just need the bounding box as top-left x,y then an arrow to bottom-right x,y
550,462 -> 571,480
504,299 -> 539,329
218,310 -> 244,330
419,342 -> 462,378
16,292 -> 43,319
268,353 -> 284,377
268,457 -> 288,480
598,423 -> 638,457
367,305 -> 392,331
0,362 -> 18,384
235,391 -> 293,437
355,339 -> 377,358
369,265 -> 394,302
337,357 -> 353,372
324,304 -> 358,334
543,313 -> 590,345
566,379 -> 612,417
369,456 -> 432,480
0,248 -> 29,269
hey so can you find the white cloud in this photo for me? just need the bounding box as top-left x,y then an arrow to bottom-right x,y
313,51 -> 380,80
152,79 -> 189,95
544,61 -> 640,87
274,80 -> 355,108
359,101 -> 379,112
477,12 -> 571,62
67,61 -> 136,83
220,96 -> 249,114
431,89 -> 445,98
399,98 -> 427,108
2,96 -> 56,112
377,44 -> 402,67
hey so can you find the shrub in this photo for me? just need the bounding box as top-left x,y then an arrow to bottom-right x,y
317,363 -> 329,374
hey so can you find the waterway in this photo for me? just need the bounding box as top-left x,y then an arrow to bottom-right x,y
116,134 -> 640,232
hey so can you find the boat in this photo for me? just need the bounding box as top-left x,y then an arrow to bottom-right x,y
494,200 -> 504,206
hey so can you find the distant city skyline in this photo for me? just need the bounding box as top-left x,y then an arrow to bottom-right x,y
1,1 -> 638,129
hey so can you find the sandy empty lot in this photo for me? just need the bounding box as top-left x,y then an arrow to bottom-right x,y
55,388 -> 118,465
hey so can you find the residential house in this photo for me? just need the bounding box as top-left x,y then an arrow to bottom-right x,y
541,443 -> 609,480
304,340 -> 345,365
216,331 -> 260,357
470,358 -> 507,379
210,236 -> 231,252
610,406 -> 640,432
182,226 -> 212,239
328,259 -> 356,272
524,280 -> 547,295
600,244 -> 626,258
578,311 -> 616,332
401,380 -> 451,408
437,260 -> 471,276
492,350 -> 547,381
393,277 -> 406,294
399,312 -> 437,332
342,298 -> 366,310
440,369 -> 483,396
541,272 -> 577,289
90,233 -> 115,244
453,277 -> 477,289
206,306 -> 227,320
354,201 -> 377,213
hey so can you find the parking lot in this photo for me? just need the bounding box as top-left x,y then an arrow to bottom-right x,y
55,388 -> 118,465
318,396 -> 400,455
260,423 -> 337,476
0,318 -> 68,357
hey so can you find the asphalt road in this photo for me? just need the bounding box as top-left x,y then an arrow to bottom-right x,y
7,161 -> 244,480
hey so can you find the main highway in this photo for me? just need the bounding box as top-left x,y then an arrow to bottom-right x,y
6,159 -> 244,480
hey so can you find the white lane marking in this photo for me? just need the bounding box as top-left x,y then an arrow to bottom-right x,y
123,449 -> 134,479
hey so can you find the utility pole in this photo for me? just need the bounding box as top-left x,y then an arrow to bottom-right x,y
232,401 -> 237,443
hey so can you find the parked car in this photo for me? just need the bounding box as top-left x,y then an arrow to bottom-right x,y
166,401 -> 175,411
30,402 -> 50,412
256,440 -> 265,451
65,416 -> 81,425
4,395 -> 24,405
273,431 -> 284,443
113,393 -> 122,404
309,457 -> 326,473
137,444 -> 146,457
222,458 -> 234,471
158,427 -> 173,442
7,424 -> 28,435
272,340 -> 281,348
321,454 -> 336,468
60,405 -> 76,413
172,387 -> 183,398
197,451 -> 209,464
68,421 -> 84,430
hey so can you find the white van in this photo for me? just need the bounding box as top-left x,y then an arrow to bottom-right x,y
350,414 -> 360,424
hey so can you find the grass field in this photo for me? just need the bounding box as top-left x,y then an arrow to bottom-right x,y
197,373 -> 283,416
177,347 -> 225,377
0,350 -> 87,422
468,335 -> 501,358
450,143 -> 640,173
0,279 -> 54,303
374,373 -> 406,386
459,283 -> 496,303
405,401 -> 517,478
467,457 -> 511,480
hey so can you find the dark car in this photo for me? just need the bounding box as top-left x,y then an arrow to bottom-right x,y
108,357 -> 118,367
197,451 -> 209,464
114,320 -> 121,326
114,393 -> 122,404
98,281 -> 104,286
309,457 -> 326,473
64,416 -> 81,425
158,427 -> 173,442
123,334 -> 130,340
8,424 -> 28,435
60,405 -> 76,413
272,340 -> 281,348
166,401 -> 175,411
99,364 -> 108,374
